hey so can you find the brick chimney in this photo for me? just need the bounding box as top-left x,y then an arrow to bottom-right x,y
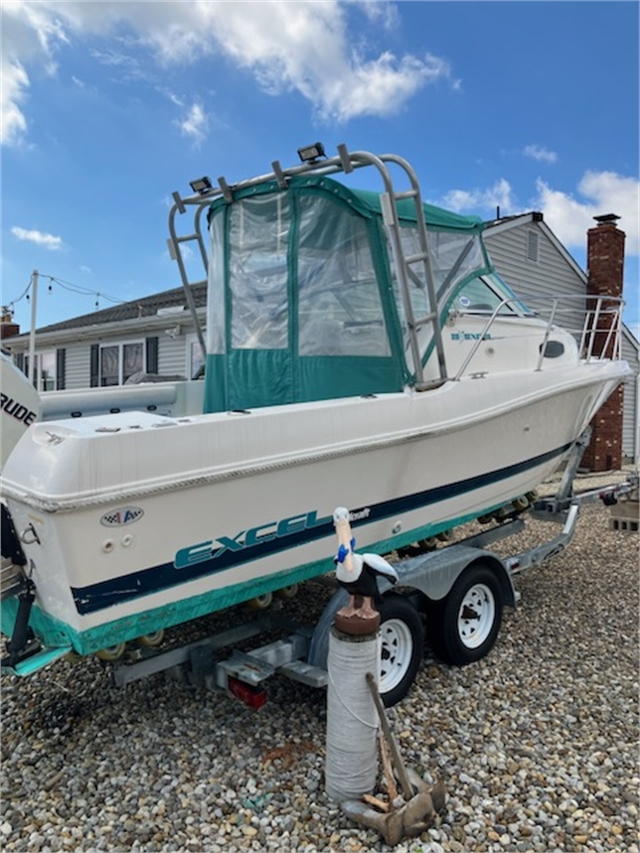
580,213 -> 626,472
0,306 -> 20,340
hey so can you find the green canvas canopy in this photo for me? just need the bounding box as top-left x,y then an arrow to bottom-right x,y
202,174 -> 491,413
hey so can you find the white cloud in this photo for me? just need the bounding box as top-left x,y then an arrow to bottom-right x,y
1,0 -> 457,144
523,144 -> 557,164
11,226 -> 64,250
438,178 -> 515,216
535,171 -> 639,255
90,47 -> 139,69
196,3 -> 458,121
1,59 -> 29,145
163,89 -> 209,146
175,101 -> 208,146
324,51 -> 457,122
1,0 -> 73,145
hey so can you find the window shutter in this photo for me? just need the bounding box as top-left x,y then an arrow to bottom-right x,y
146,336 -> 159,375
90,344 -> 100,387
56,349 -> 66,390
15,352 -> 25,373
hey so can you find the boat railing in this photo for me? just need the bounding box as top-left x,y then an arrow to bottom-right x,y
452,292 -> 626,381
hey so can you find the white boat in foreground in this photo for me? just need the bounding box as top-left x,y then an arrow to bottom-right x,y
0,144 -> 630,672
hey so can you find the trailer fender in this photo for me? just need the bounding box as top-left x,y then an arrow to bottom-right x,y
307,587 -> 349,670
384,544 -> 517,608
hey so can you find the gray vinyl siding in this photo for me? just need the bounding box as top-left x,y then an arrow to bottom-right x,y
621,329 -> 639,461
485,225 -> 586,336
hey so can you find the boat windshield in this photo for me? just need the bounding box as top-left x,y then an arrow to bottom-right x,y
451,272 -> 532,317
390,228 -> 486,314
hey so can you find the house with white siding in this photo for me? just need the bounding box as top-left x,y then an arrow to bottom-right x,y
2,213 -> 638,463
2,284 -> 207,390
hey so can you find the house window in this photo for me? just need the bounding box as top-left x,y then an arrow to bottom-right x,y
188,337 -> 206,379
100,342 -> 144,386
24,350 -> 57,391
526,230 -> 539,263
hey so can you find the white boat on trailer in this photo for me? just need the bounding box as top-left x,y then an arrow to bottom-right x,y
0,144 -> 631,697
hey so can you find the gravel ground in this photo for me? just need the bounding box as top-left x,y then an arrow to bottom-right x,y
1,474 -> 638,853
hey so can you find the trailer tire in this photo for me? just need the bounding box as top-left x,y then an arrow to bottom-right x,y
378,594 -> 424,707
431,562 -> 503,666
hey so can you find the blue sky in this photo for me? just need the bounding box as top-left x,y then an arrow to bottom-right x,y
2,1 -> 638,337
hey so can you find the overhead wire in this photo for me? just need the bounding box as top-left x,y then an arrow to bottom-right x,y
4,273 -> 127,314
4,275 -> 34,310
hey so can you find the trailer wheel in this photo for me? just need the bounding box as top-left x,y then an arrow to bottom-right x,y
432,562 -> 503,666
378,595 -> 424,707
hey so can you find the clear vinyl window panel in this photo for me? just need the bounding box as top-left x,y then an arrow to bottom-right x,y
207,211 -> 226,355
228,194 -> 290,350
297,195 -> 390,357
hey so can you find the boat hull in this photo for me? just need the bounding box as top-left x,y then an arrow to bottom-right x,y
0,359 -> 628,655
